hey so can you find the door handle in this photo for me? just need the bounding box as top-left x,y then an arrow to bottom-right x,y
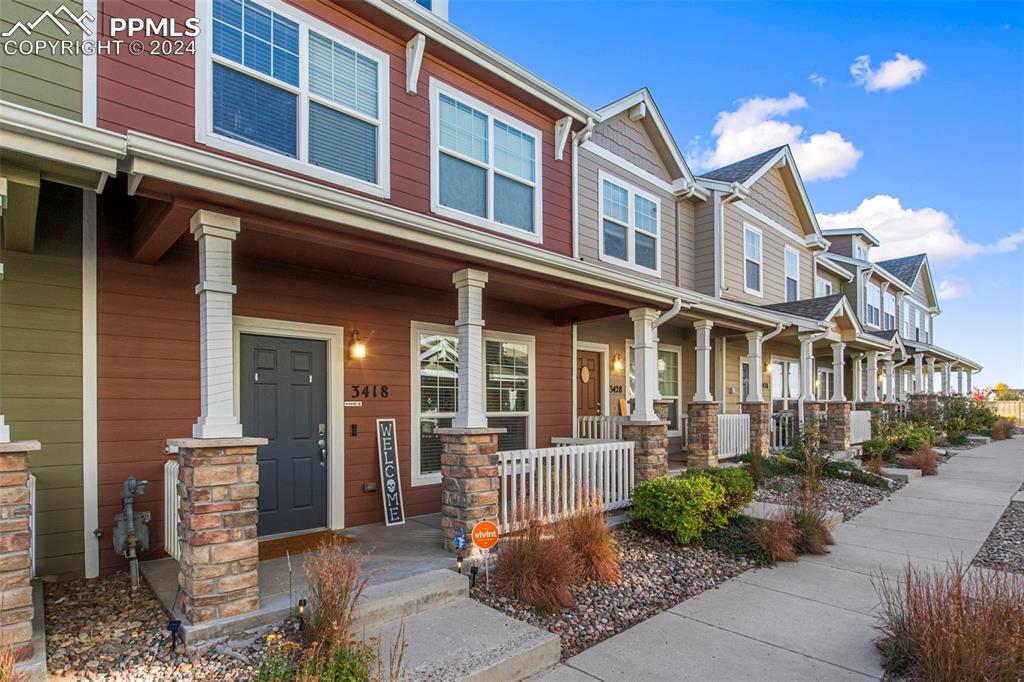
318,439 -> 327,466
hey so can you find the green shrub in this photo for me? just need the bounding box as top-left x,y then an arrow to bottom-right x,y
632,475 -> 727,544
736,452 -> 803,477
701,516 -> 774,567
862,438 -> 890,460
677,467 -> 754,517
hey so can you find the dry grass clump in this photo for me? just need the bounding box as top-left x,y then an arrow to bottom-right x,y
802,449 -> 824,496
991,418 -> 1014,441
864,454 -> 884,475
746,515 -> 798,564
875,561 -> 1024,680
494,516 -> 578,613
303,540 -> 370,650
787,494 -> 833,555
563,495 -> 620,583
0,648 -> 26,682
904,445 -> 939,476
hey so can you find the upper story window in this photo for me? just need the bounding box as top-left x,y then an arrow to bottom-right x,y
743,224 -> 763,296
883,292 -> 896,330
201,0 -> 390,196
784,247 -> 800,301
815,276 -> 833,297
854,240 -> 869,261
902,300 -> 911,337
429,79 -> 543,242
598,172 -> 661,274
865,281 -> 881,327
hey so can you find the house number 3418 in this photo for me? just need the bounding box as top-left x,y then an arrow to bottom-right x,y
351,385 -> 390,398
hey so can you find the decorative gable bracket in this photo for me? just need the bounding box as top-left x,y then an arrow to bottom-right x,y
406,34 -> 426,95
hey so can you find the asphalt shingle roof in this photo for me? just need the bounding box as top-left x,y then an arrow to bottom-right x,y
876,254 -> 925,287
698,146 -> 786,184
760,294 -> 845,321
867,329 -> 899,342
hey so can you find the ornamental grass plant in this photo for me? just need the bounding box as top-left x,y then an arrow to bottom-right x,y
563,494 -> 620,583
494,513 -> 579,614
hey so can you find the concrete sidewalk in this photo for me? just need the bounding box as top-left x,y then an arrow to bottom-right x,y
539,438 -> 1024,681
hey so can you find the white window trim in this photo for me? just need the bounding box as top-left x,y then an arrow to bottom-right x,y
770,355 -> 801,411
739,356 -> 752,403
597,170 -> 662,276
816,367 -> 834,402
784,245 -> 800,302
865,281 -> 881,328
743,223 -> 764,297
815,275 -> 833,297
195,0 -> 391,198
883,291 -> 896,330
410,321 -> 536,486
625,340 -> 681,436
428,77 -> 544,243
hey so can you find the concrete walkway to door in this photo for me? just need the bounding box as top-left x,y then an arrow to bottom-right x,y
538,437 -> 1024,681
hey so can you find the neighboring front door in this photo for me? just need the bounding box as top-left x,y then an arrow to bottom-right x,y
241,334 -> 328,536
577,350 -> 602,417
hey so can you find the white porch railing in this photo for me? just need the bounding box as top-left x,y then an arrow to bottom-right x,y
28,472 -> 36,578
771,412 -> 796,452
717,413 -> 750,459
894,402 -> 909,420
576,415 -> 630,440
164,459 -> 181,560
498,441 -> 635,533
850,410 -> 872,445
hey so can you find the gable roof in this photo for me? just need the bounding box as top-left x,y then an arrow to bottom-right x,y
595,89 -> 699,190
760,294 -> 846,321
867,329 -> 898,342
875,254 -> 926,287
697,146 -> 786,184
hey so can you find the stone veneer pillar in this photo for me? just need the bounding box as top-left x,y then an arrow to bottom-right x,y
0,440 -> 40,663
170,437 -> 267,624
687,402 -> 719,467
622,419 -> 669,481
436,427 -> 504,555
803,401 -> 824,428
827,402 -> 852,451
741,402 -> 770,456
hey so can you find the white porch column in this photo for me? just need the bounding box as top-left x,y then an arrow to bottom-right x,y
884,359 -> 896,403
967,370 -> 973,394
941,363 -> 951,395
452,269 -> 489,428
926,357 -> 936,394
191,210 -> 243,439
692,320 -> 714,403
851,353 -> 863,406
830,342 -> 846,402
913,353 -> 924,394
865,351 -> 880,402
630,308 -> 661,421
745,331 -> 764,402
957,368 -> 964,395
798,334 -> 816,402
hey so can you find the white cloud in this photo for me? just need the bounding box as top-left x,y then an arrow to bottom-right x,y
851,53 -> 927,92
817,194 -> 1024,266
808,73 -> 827,88
937,278 -> 971,300
691,93 -> 862,181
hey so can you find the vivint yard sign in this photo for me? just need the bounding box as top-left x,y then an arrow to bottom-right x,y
2,4 -> 200,57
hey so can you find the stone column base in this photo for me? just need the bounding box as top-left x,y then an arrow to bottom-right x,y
169,436 -> 267,624
437,427 -> 504,555
687,402 -> 719,467
622,420 -> 669,480
741,402 -> 770,456
827,402 -> 852,451
0,440 -> 41,662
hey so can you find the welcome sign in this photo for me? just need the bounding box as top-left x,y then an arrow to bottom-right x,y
376,418 -> 405,526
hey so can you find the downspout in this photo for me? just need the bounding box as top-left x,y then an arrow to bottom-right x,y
763,323 -> 786,343
654,297 -> 685,329
713,191 -> 724,297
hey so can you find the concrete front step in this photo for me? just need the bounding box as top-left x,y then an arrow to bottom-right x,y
967,435 -> 992,446
881,467 -> 923,483
369,597 -> 561,681
743,501 -> 844,530
350,568 -> 468,632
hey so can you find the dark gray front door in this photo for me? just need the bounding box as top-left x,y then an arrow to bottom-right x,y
241,334 -> 328,536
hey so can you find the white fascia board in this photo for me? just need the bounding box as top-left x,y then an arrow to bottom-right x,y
817,255 -> 856,281
0,101 -> 125,174
367,0 -> 594,123
821,227 -> 881,246
126,132 -> 783,327
869,263 -> 914,294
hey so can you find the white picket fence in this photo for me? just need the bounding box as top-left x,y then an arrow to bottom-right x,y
164,459 -> 182,560
850,410 -> 872,445
717,413 -> 750,459
498,441 -> 635,533
576,415 -> 630,440
771,412 -> 796,451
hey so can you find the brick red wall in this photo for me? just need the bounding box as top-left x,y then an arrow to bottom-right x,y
96,0 -> 573,255
96,215 -> 573,573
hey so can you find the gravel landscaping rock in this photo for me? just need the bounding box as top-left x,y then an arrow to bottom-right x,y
973,501 -> 1024,575
45,571 -> 299,680
754,475 -> 897,520
470,523 -> 752,659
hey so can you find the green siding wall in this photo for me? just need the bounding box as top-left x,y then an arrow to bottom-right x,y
0,0 -> 84,120
1,183 -> 84,580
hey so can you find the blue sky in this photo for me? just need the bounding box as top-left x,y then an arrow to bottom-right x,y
452,0 -> 1024,388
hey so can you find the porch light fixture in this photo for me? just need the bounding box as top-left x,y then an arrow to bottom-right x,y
349,330 -> 367,360
456,555 -> 463,574
612,354 -> 624,373
298,598 -> 306,629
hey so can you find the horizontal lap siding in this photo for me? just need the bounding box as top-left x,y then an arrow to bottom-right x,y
722,204 -> 814,306
692,199 -> 716,295
96,219 -> 572,573
0,184 -> 85,580
97,0 -> 572,256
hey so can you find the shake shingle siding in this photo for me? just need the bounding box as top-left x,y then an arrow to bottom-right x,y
589,115 -> 673,182
745,169 -> 805,237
